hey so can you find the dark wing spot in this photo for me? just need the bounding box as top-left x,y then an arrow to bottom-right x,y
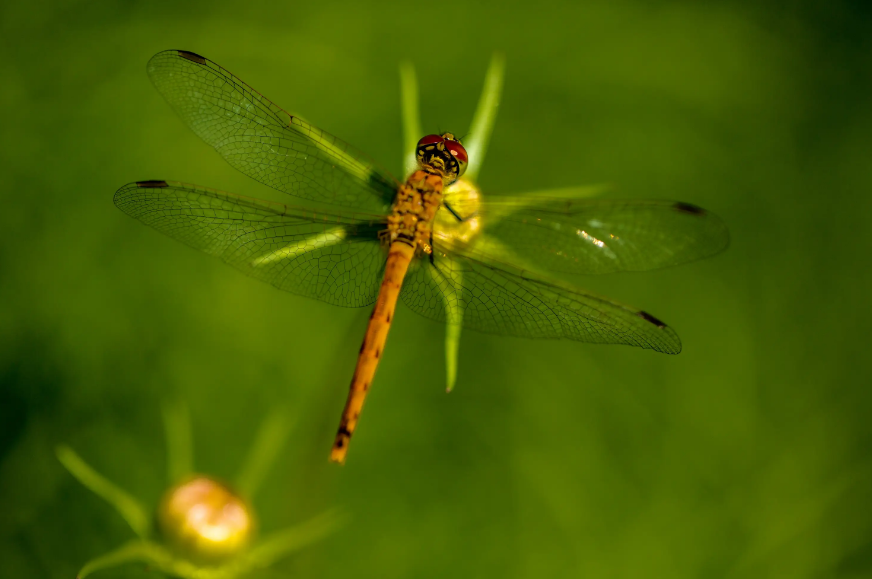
337,425 -> 352,437
136,180 -> 168,188
674,202 -> 706,215
637,310 -> 667,328
335,437 -> 345,448
374,348 -> 381,359
177,50 -> 206,64
385,311 -> 392,324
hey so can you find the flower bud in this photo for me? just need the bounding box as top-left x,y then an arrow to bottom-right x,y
157,475 -> 254,561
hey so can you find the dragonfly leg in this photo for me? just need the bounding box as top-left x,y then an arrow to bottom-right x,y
443,201 -> 478,223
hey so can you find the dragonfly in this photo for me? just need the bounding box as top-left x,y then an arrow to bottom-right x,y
115,50 -> 729,464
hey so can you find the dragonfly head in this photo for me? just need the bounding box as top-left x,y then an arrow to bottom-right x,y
416,133 -> 468,185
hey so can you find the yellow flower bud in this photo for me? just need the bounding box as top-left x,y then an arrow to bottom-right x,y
434,178 -> 482,247
157,475 -> 254,561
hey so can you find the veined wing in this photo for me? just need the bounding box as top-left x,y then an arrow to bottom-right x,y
147,50 -> 398,212
401,251 -> 682,354
115,181 -> 387,307
463,197 -> 729,275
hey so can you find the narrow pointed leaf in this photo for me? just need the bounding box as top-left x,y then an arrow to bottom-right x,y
56,445 -> 151,539
464,52 -> 505,182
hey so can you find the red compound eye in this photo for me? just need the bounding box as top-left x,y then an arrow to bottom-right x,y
417,134 -> 444,147
444,139 -> 468,165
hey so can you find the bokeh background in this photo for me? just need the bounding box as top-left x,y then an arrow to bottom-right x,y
2,0 -> 871,577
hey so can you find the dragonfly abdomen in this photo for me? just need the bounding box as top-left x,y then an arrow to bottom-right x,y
330,241 -> 415,463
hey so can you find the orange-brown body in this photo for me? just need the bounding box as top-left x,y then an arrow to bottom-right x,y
330,170 -> 445,463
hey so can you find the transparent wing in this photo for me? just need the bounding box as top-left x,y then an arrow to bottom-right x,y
468,197 -> 729,275
401,253 -> 682,354
115,181 -> 387,307
147,50 -> 398,212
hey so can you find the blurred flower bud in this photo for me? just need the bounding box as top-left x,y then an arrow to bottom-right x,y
157,475 -> 254,561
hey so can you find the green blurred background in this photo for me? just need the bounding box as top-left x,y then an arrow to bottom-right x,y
2,0 -> 871,577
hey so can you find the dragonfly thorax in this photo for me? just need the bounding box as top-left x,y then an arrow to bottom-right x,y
385,170 -> 444,253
